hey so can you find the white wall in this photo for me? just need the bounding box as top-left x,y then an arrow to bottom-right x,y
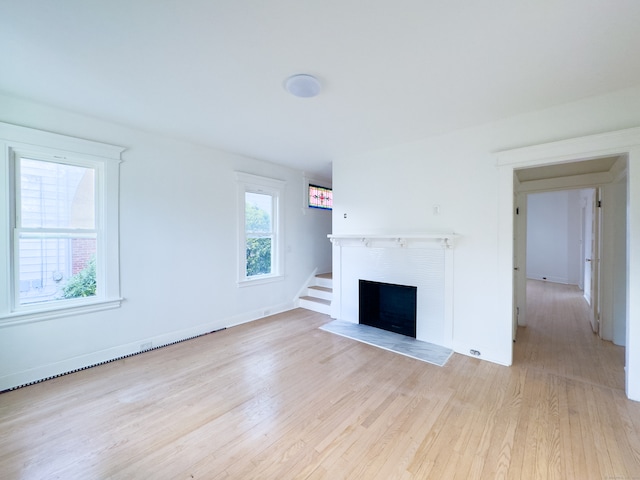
607,176 -> 628,346
526,190 -> 581,284
0,93 -> 332,391
332,84 -> 640,371
627,149 -> 640,400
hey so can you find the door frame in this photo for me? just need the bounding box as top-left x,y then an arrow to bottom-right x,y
497,126 -> 640,401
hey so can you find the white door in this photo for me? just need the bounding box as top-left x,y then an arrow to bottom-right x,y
590,188 -> 602,334
583,189 -> 594,306
513,192 -> 527,341
582,187 -> 600,334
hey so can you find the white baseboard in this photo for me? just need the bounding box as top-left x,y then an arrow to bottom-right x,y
526,274 -> 570,284
0,300 -> 296,392
452,341 -> 512,367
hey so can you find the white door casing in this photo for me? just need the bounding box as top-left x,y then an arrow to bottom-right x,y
497,127 -> 640,401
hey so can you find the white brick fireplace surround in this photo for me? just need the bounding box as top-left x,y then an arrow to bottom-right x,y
328,234 -> 457,349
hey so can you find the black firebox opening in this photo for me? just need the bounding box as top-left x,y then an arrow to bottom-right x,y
359,279 -> 417,338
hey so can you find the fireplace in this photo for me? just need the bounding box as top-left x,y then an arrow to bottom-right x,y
329,233 -> 456,347
359,279 -> 417,338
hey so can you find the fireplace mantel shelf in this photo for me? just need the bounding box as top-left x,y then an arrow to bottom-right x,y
328,233 -> 458,249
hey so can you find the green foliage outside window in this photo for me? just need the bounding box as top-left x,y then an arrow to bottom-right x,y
245,201 -> 272,277
245,202 -> 270,232
246,237 -> 272,276
61,257 -> 96,298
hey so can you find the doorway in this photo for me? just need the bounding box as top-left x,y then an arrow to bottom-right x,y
497,128 -> 639,400
513,158 -> 626,345
522,187 -> 600,337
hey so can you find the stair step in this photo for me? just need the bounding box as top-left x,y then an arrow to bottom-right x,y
309,285 -> 332,293
307,285 -> 332,301
299,296 -> 331,306
299,296 -> 331,315
298,273 -> 333,315
315,273 -> 333,289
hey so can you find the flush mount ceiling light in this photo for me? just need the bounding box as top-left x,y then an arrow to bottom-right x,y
284,74 -> 321,98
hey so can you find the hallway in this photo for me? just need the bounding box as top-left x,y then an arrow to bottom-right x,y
515,279 -> 624,391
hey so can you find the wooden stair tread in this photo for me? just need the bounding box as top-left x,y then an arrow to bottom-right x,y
299,296 -> 331,305
309,285 -> 332,293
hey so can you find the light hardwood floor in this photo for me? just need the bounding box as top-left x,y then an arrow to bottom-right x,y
1,280 -> 639,479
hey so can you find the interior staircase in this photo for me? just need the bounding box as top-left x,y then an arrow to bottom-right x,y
299,273 -> 332,315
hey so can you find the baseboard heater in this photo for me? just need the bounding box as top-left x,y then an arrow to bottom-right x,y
1,327 -> 226,394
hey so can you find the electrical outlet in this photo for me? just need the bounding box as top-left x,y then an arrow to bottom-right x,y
469,349 -> 481,357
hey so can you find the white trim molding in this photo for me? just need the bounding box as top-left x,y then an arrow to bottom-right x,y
0,122 -> 125,160
0,122 -> 125,325
235,171 -> 286,286
328,233 -> 458,249
497,126 -> 640,167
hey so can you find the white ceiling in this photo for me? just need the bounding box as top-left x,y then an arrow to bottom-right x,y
2,1 -> 640,179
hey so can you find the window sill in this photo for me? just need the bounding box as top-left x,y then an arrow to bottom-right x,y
237,274 -> 284,288
0,298 -> 123,327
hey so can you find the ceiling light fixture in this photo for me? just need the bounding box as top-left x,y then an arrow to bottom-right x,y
284,74 -> 321,98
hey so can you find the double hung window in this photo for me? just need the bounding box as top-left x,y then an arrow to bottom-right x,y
16,156 -> 97,305
236,172 -> 285,285
0,122 -> 123,322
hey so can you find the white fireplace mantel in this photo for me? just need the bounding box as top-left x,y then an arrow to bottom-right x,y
328,233 -> 458,249
329,232 -> 457,348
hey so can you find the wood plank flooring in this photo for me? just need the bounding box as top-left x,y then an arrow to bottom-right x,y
1,280 -> 639,479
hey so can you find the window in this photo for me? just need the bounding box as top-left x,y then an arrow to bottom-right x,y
245,191 -> 274,277
308,184 -> 332,210
236,172 -> 285,285
0,122 -> 124,323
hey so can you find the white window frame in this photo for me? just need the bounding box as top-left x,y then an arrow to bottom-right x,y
0,122 -> 124,325
236,172 -> 285,286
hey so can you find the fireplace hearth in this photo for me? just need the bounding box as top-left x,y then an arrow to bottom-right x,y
359,279 -> 417,338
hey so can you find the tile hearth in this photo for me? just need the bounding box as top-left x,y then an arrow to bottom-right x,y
319,319 -> 453,367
